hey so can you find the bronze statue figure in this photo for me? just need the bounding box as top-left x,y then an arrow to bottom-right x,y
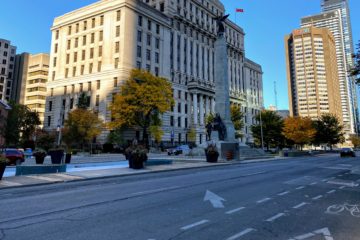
213,14 -> 230,35
212,114 -> 227,141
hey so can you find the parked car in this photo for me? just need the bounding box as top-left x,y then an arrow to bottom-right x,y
0,149 -> 25,165
167,145 -> 191,155
340,148 -> 356,157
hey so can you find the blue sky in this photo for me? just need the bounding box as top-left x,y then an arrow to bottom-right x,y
0,0 -> 359,110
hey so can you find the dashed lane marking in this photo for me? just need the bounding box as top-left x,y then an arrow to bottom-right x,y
180,220 -> 209,231
265,213 -> 285,222
226,207 -> 246,215
296,186 -> 305,190
257,197 -> 271,204
225,228 -> 256,240
278,191 -> 290,196
339,186 -> 346,189
312,195 -> 323,200
310,182 -> 317,185
293,202 -> 308,209
327,190 -> 336,194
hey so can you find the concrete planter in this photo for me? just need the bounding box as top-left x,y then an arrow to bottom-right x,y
0,163 -> 6,180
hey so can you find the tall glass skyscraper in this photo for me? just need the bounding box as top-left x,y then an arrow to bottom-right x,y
322,0 -> 359,134
301,0 -> 358,136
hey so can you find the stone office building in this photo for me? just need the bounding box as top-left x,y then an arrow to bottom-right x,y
44,0 -> 263,144
0,39 -> 17,102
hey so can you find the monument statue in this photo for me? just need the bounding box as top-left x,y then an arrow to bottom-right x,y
213,14 -> 230,35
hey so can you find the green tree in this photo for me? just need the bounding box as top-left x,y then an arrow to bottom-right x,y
107,128 -> 125,146
63,108 -> 104,149
109,69 -> 174,145
313,114 -> 344,149
188,127 -> 196,143
3,103 -> 40,146
350,40 -> 360,83
230,105 -> 245,139
34,129 -> 56,151
283,117 -> 316,150
251,110 -> 284,150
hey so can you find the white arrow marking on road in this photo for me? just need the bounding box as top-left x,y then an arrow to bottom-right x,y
289,227 -> 333,240
204,190 -> 225,208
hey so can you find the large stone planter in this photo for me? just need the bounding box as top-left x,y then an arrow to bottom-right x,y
35,156 -> 46,164
49,150 -> 64,164
65,153 -> 72,164
0,163 -> 6,180
206,152 -> 219,163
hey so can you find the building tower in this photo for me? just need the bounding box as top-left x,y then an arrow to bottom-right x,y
285,27 -> 342,121
301,0 -> 358,136
0,39 -> 17,102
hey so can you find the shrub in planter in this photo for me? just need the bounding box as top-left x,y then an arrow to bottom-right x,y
65,152 -> 72,164
205,143 -> 219,163
48,148 -> 65,164
125,145 -> 148,169
0,155 -> 9,180
33,149 -> 47,164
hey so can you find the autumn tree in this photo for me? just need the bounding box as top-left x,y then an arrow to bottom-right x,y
312,114 -> 344,149
3,102 -> 40,146
350,135 -> 360,148
251,110 -> 284,150
283,117 -> 316,150
62,109 -> 104,150
350,40 -> 360,83
231,105 -> 245,139
110,69 -> 174,145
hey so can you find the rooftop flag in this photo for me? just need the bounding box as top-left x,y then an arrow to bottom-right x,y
236,8 -> 244,13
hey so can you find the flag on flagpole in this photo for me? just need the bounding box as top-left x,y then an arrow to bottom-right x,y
236,8 -> 244,13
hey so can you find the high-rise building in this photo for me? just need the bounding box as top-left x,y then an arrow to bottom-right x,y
301,0 -> 358,136
13,53 -> 49,124
44,0 -> 263,144
0,39 -> 17,102
285,27 -> 342,121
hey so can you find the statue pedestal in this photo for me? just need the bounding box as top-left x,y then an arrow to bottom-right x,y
209,132 -> 239,161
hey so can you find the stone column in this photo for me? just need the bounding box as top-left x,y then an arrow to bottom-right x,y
205,96 -> 210,118
215,33 -> 235,141
211,97 -> 215,113
193,93 -> 198,125
199,94 -> 204,125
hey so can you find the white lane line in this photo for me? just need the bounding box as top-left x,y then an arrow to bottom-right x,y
293,202 -> 308,209
327,180 -> 359,187
338,174 -> 343,177
293,232 -> 315,239
296,186 -> 305,190
180,220 -> 209,231
226,207 -> 246,215
312,195 -> 323,200
339,186 -> 346,189
310,182 -> 317,185
265,213 -> 285,222
322,178 -> 329,182
225,228 -> 256,240
257,197 -> 272,204
327,190 -> 336,194
278,191 -> 290,196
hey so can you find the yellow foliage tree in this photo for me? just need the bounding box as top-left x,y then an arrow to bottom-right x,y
109,69 -> 174,145
283,116 -> 316,150
350,135 -> 360,148
63,108 -> 104,149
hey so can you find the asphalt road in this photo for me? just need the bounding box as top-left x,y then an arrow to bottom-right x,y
0,154 -> 360,240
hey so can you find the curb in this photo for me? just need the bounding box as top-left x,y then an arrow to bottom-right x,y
0,156 -> 286,190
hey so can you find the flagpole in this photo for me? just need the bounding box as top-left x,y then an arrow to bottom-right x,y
235,11 -> 237,25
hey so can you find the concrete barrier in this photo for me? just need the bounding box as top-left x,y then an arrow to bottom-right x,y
16,165 -> 67,176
